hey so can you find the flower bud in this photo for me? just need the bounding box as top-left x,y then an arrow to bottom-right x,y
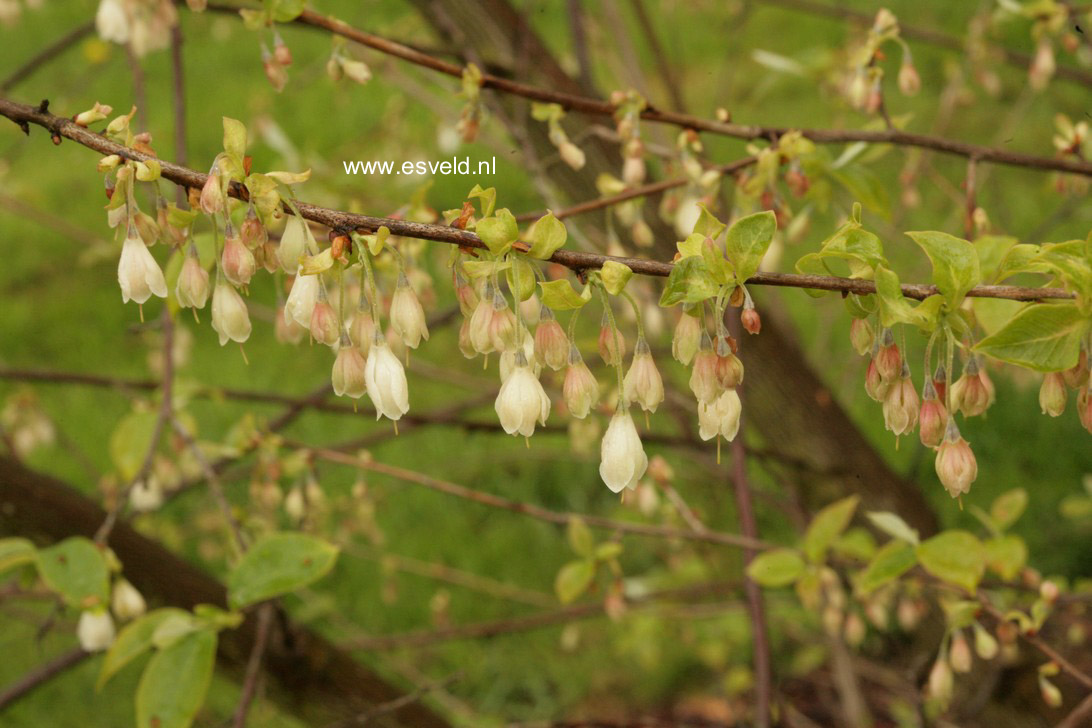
919,379 -> 947,448
211,278 -> 251,345
933,364 -> 948,402
199,164 -> 224,214
631,220 -> 654,248
598,314 -> 627,366
952,357 -> 992,417
690,334 -> 720,404
453,270 -> 478,316
390,273 -> 429,349
468,290 -> 496,355
349,309 -> 375,355
698,388 -> 742,443
850,318 -> 873,356
111,578 -> 146,621
278,216 -> 309,272
285,270 -> 319,329
118,227 -> 168,304
1040,580 -> 1060,604
949,631 -> 972,673
973,623 -> 999,660
898,60 -> 921,96
240,209 -> 267,249
741,307 -> 761,335
340,57 -> 373,85
365,339 -> 410,421
332,342 -> 367,399
75,101 -> 113,127
672,312 -> 702,365
1029,39 -> 1056,91
936,418 -> 977,498
622,156 -> 646,187
1079,385 -> 1092,435
927,657 -> 954,706
715,336 -> 744,389
599,409 -> 648,493
534,308 -> 569,370
883,364 -> 919,436
1063,351 -> 1088,389
495,351 -> 551,437
564,347 -> 600,419
176,248 -> 209,310
623,338 -> 664,413
96,0 -> 129,45
273,32 -> 292,65
1040,676 -> 1063,708
865,356 -> 888,402
875,329 -> 901,381
221,234 -> 255,287
309,299 -> 340,347
457,318 -> 475,358
1039,372 -> 1067,417
262,46 -> 288,92
77,609 -> 116,652
559,141 -> 586,170
275,304 -> 305,344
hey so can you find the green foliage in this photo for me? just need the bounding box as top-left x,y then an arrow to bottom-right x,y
99,609 -> 191,690
136,629 -> 217,728
475,209 -> 520,255
36,537 -> 110,609
109,410 -> 159,481
855,541 -> 916,595
0,538 -> 36,575
976,302 -> 1089,372
525,212 -> 567,259
916,531 -> 986,593
802,495 -> 858,564
746,549 -> 806,587
905,230 -> 981,310
599,261 -> 633,296
227,533 -> 339,609
539,279 -> 592,310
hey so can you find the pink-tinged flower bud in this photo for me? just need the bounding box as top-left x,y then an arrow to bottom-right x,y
365,339 -> 410,421
453,270 -> 478,316
1040,580 -> 1060,604
865,356 -> 888,402
715,336 -> 744,389
949,631 -> 972,673
349,310 -> 375,355
488,295 -> 517,353
261,46 -> 288,92
118,227 -> 168,304
631,220 -> 654,248
564,347 -> 600,419
310,300 -> 340,347
176,248 -> 209,310
211,278 -> 251,345
952,357 -> 992,417
850,318 -> 873,356
240,208 -> 267,249
622,155 -> 646,187
844,612 -> 866,647
495,351 -> 551,438
936,419 -> 977,498
275,304 -> 305,344
389,273 -> 429,349
111,578 -> 146,621
973,623 -> 998,660
741,307 -> 761,335
698,388 -> 742,443
559,141 -> 585,170
340,58 -> 372,85
75,101 -> 113,127
919,379 -> 947,448
875,329 -> 901,381
1079,385 -> 1092,435
1029,39 -> 1056,91
221,234 -> 255,287
599,409 -> 648,493
1040,676 -> 1062,708
199,164 -> 224,214
458,318 -> 476,359
898,60 -> 921,96
1063,351 -> 1088,389
534,308 -> 569,370
468,289 -> 496,354
690,334 -> 721,404
273,32 -> 292,65
672,312 -> 702,365
1039,372 -> 1067,417
77,609 -> 116,652
883,366 -> 919,436
927,657 -> 954,706
623,338 -> 664,413
598,313 -> 627,366
933,364 -> 948,402
332,343 -> 367,399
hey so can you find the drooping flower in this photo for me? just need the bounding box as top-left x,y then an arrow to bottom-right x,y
111,579 -> 146,621
741,307 -> 761,335
690,333 -> 720,404
1078,385 -> 1092,435
875,329 -> 901,382
623,337 -> 664,413
935,418 -> 977,498
309,299 -> 340,347
563,346 -> 600,419
599,409 -> 648,493
221,233 -> 256,287
275,304 -> 305,345
365,338 -> 410,421
118,227 -> 167,304
671,312 -> 702,365
240,208 -> 267,249
278,216 -> 309,272
495,351 -> 551,437
850,317 -> 873,356
389,273 -> 429,349
175,247 -> 209,310
332,341 -> 367,399
949,631 -> 972,673
598,313 -> 627,366
77,609 -> 116,652
534,308 -> 569,371
199,164 -> 224,215
210,278 -> 251,345
349,309 -> 376,355
882,364 -> 919,436
951,357 -> 993,417
469,285 -> 515,355
1063,351 -> 1088,389
95,0 -> 129,45
285,269 -> 319,329
919,378 -> 947,448
698,388 -> 742,443
714,336 -> 744,389
1039,372 -> 1067,417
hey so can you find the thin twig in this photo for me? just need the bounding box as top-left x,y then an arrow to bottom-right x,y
170,21 -> 187,205
329,672 -> 463,727
631,0 -> 687,112
0,97 -> 1074,303
171,415 -> 249,552
1056,691 -> 1092,728
0,647 -> 87,711
231,603 -> 274,728
0,22 -> 95,93
977,598 -> 1092,690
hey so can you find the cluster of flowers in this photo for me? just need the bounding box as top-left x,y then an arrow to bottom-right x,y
78,576 -> 146,653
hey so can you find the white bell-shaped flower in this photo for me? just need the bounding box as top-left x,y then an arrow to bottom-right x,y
389,273 -> 429,349
494,351 -> 550,437
77,609 -> 116,652
111,578 -> 146,621
623,337 -> 664,413
698,388 -> 742,442
95,0 -> 129,44
599,408 -> 648,493
211,277 -> 251,345
332,341 -> 367,399
117,228 -> 167,304
285,267 -> 319,329
365,337 -> 410,421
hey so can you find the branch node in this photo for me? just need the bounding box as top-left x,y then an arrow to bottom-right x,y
37,99 -> 49,114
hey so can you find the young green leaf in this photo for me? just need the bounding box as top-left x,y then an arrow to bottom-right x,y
36,537 -> 109,608
990,489 -> 1028,531
135,629 -> 217,728
906,231 -> 981,309
874,266 -> 943,331
0,537 -> 35,574
855,540 -> 917,595
975,302 -> 1089,372
600,261 -> 633,295
916,530 -> 986,593
222,117 -> 247,169
475,209 -> 519,255
467,184 -> 496,218
554,560 -> 595,604
109,410 -> 159,481
803,495 -> 859,563
659,256 -> 718,307
227,533 -> 339,609
539,279 -> 591,310
567,517 -> 595,558
865,511 -> 919,545
746,549 -> 806,588
692,203 -> 726,240
506,257 -> 536,302
725,210 -> 777,283
99,608 -> 189,690
983,535 -> 1027,581
526,212 -> 567,259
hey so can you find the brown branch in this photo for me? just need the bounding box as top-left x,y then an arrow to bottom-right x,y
977,598 -> 1092,690
251,7 -> 1092,176
0,21 -> 95,93
329,672 -> 463,728
170,22 -> 188,205
0,96 -> 1074,304
232,603 -> 274,728
308,447 -> 773,551
1056,691 -> 1092,728
630,0 -> 687,112
0,647 -> 87,711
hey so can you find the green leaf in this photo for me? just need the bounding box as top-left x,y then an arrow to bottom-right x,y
995,243 -> 1050,281
227,533 -> 339,609
1035,241 -> 1092,301
984,535 -> 1027,581
600,261 -> 633,296
539,279 -> 591,310
855,541 -> 916,595
222,117 -> 247,169
990,489 -> 1028,531
268,0 -> 305,22
151,612 -> 202,649
692,203 -> 726,240
367,226 -> 390,256
906,231 -> 981,309
136,629 -> 217,728
829,165 -> 890,218
109,409 -> 158,481
975,302 -> 1089,372
794,221 -> 886,284
594,542 -> 623,561
975,235 -> 1019,282
243,173 -> 280,224
916,530 -> 986,593
99,608 -> 189,690
526,212 -> 567,259
554,560 -> 595,604
676,232 -> 704,259
865,511 -> 919,545
803,496 -> 859,563
874,265 -> 943,331
567,517 -> 595,558
659,256 -> 718,307
725,211 -> 776,283
475,209 -> 519,255
165,204 -> 199,230
746,549 -> 806,588
36,537 -> 109,608
833,528 -> 877,561
0,538 -> 36,574
467,184 -> 496,218
506,257 -> 536,302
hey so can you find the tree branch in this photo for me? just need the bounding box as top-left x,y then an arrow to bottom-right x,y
0,647 -> 87,712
